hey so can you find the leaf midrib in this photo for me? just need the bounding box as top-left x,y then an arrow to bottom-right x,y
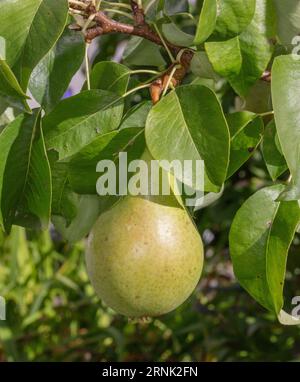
19,0 -> 68,88
173,91 -> 201,162
45,93 -> 122,151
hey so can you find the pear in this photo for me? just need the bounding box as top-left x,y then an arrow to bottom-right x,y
86,151 -> 204,318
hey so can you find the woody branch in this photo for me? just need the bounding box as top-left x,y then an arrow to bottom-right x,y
68,0 -> 194,103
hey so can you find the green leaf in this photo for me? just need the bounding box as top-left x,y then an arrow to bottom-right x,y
205,37 -> 242,77
120,101 -> 152,129
43,90 -> 124,160
190,51 -> 219,81
0,60 -> 30,112
242,80 -> 272,114
0,0 -> 41,67
191,76 -> 215,91
205,0 -> 276,96
214,0 -> 256,39
0,110 -> 52,232
164,0 -> 189,16
262,119 -> 288,181
90,61 -> 130,96
52,195 -> 101,243
0,40 -> 30,112
267,199 -> 300,313
274,0 -> 300,45
148,0 -> 189,19
0,60 -> 28,98
68,127 -> 145,194
272,55 -> 300,200
7,0 -> 69,90
229,185 -> 300,314
228,0 -> 276,96
226,112 -> 264,178
29,28 -> 85,113
162,22 -> 194,47
0,107 -> 18,131
194,0 -> 217,44
48,150 -> 78,225
145,84 -> 230,189
123,37 -> 166,67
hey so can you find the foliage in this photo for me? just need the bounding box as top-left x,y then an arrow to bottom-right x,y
1,165 -> 300,361
1,0 -> 300,361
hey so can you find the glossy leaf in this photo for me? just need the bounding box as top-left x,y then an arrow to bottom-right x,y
190,52 -> 219,81
230,185 -> 300,313
0,0 -> 42,67
90,61 -> 130,96
120,101 -> 152,129
205,37 -> 242,77
262,120 -> 288,181
226,112 -> 264,178
243,81 -> 272,114
0,47 -> 30,112
164,0 -> 189,16
123,37 -> 166,67
0,107 -> 18,131
0,60 -> 30,112
272,55 -> 300,200
214,0 -> 256,39
52,195 -> 101,243
48,150 -> 78,225
274,0 -> 300,45
15,0 -> 68,90
194,0 -> 217,45
43,90 -> 124,160
0,60 -> 28,98
68,127 -> 145,195
146,84 -> 230,189
0,111 -> 52,232
228,0 -> 276,96
162,22 -> 194,47
145,0 -> 189,21
29,28 -> 85,113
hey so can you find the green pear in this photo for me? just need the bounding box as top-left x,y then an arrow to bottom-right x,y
85,151 -> 204,318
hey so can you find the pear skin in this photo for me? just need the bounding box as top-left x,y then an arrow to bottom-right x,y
86,196 -> 204,318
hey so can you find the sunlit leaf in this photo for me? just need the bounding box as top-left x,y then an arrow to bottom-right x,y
194,0 -> 217,44
262,119 -> 288,181
230,185 -> 300,314
146,85 -> 230,189
272,55 -> 300,200
226,112 -> 263,178
0,110 -> 52,232
29,28 -> 85,113
43,90 -> 124,160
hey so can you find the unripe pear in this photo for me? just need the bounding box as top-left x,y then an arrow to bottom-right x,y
86,195 -> 204,318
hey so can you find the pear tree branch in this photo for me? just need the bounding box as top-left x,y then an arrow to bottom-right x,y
68,0 -> 194,103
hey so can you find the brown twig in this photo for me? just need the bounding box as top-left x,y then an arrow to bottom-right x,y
69,1 -> 194,103
69,1 -> 272,101
85,8 -> 181,53
130,0 -> 146,26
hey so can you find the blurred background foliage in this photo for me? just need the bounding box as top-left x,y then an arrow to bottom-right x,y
1,0 -> 300,362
